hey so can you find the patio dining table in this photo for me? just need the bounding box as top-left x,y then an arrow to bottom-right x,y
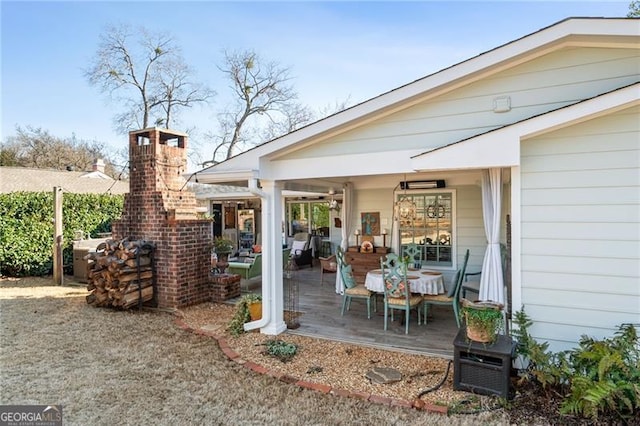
364,269 -> 445,295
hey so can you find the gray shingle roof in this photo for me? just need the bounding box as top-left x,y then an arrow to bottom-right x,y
0,166 -> 129,194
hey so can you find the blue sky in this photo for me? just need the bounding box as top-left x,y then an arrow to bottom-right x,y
1,1 -> 630,169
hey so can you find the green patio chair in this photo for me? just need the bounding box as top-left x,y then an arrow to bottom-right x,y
402,243 -> 422,269
380,253 -> 423,334
462,243 -> 508,299
422,249 -> 469,328
336,246 -> 375,319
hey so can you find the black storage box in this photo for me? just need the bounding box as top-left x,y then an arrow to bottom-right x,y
453,328 -> 516,399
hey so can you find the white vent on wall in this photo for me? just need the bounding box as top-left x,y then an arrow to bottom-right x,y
493,96 -> 511,113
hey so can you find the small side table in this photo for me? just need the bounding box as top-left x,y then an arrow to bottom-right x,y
453,328 -> 516,399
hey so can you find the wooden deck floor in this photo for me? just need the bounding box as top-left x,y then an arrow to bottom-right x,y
229,263 -> 459,359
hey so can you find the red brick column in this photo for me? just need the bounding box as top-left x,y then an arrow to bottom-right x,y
209,274 -> 241,302
112,128 -> 212,309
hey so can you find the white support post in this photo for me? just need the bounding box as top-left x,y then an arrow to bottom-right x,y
243,179 -> 287,335
510,166 -> 522,314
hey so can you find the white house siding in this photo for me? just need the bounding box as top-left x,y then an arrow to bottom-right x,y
456,185 -> 486,275
520,105 -> 640,352
352,188 -> 395,249
282,47 -> 638,165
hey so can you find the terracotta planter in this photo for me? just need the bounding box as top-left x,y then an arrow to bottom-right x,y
216,253 -> 230,274
248,302 -> 262,321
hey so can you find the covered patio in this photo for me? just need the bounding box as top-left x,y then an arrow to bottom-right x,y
198,166 -> 509,349
227,264 -> 460,358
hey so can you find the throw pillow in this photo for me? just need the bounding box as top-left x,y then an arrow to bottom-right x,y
342,265 -> 356,289
291,240 -> 306,255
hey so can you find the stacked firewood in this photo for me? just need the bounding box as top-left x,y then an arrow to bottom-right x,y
85,238 -> 155,309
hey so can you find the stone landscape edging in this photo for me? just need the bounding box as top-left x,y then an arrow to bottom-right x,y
173,314 -> 448,416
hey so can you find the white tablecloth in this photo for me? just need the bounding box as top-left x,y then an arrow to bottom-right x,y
365,269 -> 445,295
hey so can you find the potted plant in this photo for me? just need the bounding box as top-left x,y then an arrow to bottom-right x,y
212,236 -> 234,273
461,299 -> 504,343
227,293 -> 262,337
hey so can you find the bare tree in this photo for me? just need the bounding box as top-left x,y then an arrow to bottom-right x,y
260,102 -> 315,142
206,50 -> 298,164
86,24 -> 212,133
258,96 -> 353,149
156,59 -> 215,128
1,126 -> 121,177
629,0 -> 640,17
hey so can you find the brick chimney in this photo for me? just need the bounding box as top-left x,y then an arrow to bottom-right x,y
113,128 -> 212,308
92,158 -> 106,173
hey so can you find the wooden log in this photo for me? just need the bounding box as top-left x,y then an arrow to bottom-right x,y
122,279 -> 153,294
113,266 -> 152,276
97,255 -> 119,267
88,267 -> 106,279
84,236 -> 155,308
124,257 -> 151,268
108,288 -> 120,301
118,270 -> 153,283
83,251 -> 101,261
90,276 -> 106,291
118,286 -> 153,309
93,288 -> 109,306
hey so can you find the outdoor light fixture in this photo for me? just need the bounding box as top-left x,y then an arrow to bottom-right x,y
395,174 -> 417,221
327,189 -> 340,211
400,180 -> 446,190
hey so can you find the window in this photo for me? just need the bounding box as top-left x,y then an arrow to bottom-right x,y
287,201 -> 330,237
398,191 -> 454,267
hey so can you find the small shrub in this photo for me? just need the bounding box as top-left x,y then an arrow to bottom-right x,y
560,324 -> 640,421
227,294 -> 261,337
0,191 -> 123,276
263,339 -> 298,363
512,307 -> 640,422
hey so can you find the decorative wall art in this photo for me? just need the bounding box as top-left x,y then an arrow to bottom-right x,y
361,212 -> 380,236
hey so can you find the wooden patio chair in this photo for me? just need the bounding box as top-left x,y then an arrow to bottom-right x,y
380,253 -> 423,334
319,254 -> 337,285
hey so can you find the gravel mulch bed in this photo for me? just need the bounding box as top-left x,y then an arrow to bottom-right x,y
180,302 -> 478,407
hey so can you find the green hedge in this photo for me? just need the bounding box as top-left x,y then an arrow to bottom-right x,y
0,191 -> 124,276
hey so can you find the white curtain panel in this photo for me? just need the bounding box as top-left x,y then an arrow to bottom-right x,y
336,182 -> 354,294
479,168 -> 505,304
